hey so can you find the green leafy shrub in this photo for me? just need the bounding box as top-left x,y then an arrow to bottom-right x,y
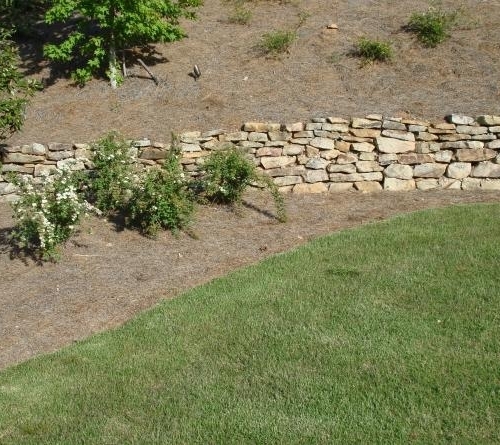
10,168 -> 95,261
86,132 -> 135,214
197,147 -> 286,222
127,143 -> 194,237
0,27 -> 41,139
407,8 -> 458,47
259,29 -> 296,55
355,37 -> 393,63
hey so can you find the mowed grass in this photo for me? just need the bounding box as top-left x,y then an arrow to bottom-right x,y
1,203 -> 499,444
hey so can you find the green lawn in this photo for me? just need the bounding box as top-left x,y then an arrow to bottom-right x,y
1,203 -> 499,444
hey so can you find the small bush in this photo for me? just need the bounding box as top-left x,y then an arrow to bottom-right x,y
127,142 -> 194,237
355,37 -> 393,63
407,8 -> 457,47
86,132 -> 135,214
197,147 -> 286,222
10,169 -> 94,260
259,29 -> 296,55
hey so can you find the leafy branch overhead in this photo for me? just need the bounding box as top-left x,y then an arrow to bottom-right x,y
43,0 -> 202,88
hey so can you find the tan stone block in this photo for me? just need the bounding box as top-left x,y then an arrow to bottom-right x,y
293,183 -> 328,194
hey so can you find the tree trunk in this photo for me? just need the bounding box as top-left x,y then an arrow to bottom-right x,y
109,42 -> 118,89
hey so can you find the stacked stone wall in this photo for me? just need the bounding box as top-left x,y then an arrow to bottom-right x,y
2,113 -> 500,201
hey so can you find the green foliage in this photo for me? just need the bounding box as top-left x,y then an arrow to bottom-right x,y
259,29 -> 296,55
198,147 -> 286,222
408,7 -> 458,47
127,142 -> 194,237
10,169 -> 93,261
86,132 -> 135,214
0,27 -> 41,139
355,37 -> 393,63
43,0 -> 202,86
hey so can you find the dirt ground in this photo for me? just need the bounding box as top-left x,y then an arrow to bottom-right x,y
6,0 -> 500,146
1,0 -> 500,369
1,189 -> 500,370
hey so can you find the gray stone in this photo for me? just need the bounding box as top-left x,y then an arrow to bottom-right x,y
383,178 -> 416,191
433,150 -> 453,163
381,129 -> 415,141
3,152 -> 45,163
314,130 -> 335,138
476,115 -> 500,126
351,142 -> 375,152
456,125 -> 488,135
415,132 -> 439,141
376,137 -> 415,154
312,117 -> 327,123
269,131 -> 292,142
471,161 -> 500,178
327,164 -> 356,173
382,120 -> 406,131
384,164 -> 413,179
413,163 -> 447,178
320,149 -> 340,160
0,164 -> 34,174
283,144 -> 304,155
293,131 -> 314,138
33,164 -> 57,177
220,131 -> 248,142
75,148 -> 93,160
290,138 -> 310,145
416,179 -> 439,190
322,123 -> 348,132
273,176 -> 302,186
180,143 -> 202,152
350,128 -> 381,138
486,140 -> 500,149
306,158 -> 329,169
438,133 -> 471,142
489,126 -> 500,133
378,153 -> 398,165
310,137 -> 336,150
415,142 -> 441,153
351,118 -> 381,129
261,156 -> 295,169
327,117 -> 349,124
472,134 -> 497,141
265,166 -> 306,177
455,148 -> 496,162
356,161 -> 383,172
285,122 -> 304,132
408,125 -> 428,133
446,162 -> 471,179
132,139 -> 151,147
446,114 -> 475,125
0,182 -> 17,195
202,129 -> 225,138
461,178 -> 482,190
265,140 -> 287,147
248,132 -> 268,142
359,152 -> 377,161
57,159 -> 85,170
304,170 -> 329,183
48,142 -> 73,151
305,123 -> 323,131
439,177 -> 461,190
30,143 -> 46,155
47,150 -> 73,161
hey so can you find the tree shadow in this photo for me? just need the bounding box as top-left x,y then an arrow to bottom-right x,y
0,226 -> 43,265
241,199 -> 280,222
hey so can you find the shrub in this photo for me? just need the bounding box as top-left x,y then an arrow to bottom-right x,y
10,168 -> 94,261
407,8 -> 458,47
127,142 -> 194,237
259,29 -> 296,55
197,147 -> 286,222
86,132 -> 135,214
355,37 -> 393,63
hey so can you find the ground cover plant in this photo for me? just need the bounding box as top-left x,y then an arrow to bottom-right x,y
355,37 -> 393,63
0,203 -> 498,443
407,7 -> 458,47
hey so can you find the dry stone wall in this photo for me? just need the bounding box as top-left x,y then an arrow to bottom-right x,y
2,113 -> 500,201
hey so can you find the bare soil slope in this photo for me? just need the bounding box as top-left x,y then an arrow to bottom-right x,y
7,0 -> 500,145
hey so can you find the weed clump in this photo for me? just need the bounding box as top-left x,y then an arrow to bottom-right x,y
407,8 -> 458,47
259,29 -> 296,55
355,37 -> 393,63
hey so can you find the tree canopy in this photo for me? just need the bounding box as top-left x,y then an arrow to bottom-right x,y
43,0 -> 203,87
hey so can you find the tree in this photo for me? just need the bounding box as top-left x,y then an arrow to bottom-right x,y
43,0 -> 203,88
0,27 -> 41,139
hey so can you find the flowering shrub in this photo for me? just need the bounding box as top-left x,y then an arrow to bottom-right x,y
127,143 -> 194,237
197,147 -> 286,222
86,132 -> 135,214
10,169 -> 95,260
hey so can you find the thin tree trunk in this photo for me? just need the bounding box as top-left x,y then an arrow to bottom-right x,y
109,42 -> 118,89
